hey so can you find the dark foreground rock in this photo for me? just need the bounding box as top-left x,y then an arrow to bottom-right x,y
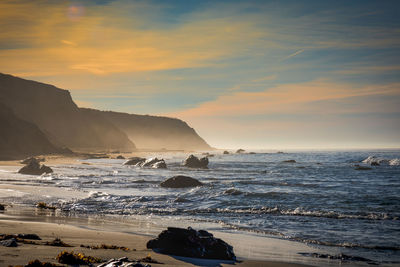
183,155 -> 208,168
98,257 -> 151,267
18,158 -> 53,175
147,227 -> 236,260
160,176 -> 203,188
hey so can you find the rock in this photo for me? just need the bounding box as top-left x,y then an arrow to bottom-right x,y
97,257 -> 151,267
123,157 -> 146,165
147,227 -> 236,260
141,158 -> 161,167
0,203 -> 4,210
160,176 -> 203,188
0,238 -> 18,247
355,165 -> 372,170
249,152 -> 256,154
276,151 -> 284,154
223,151 -> 229,154
17,233 -> 41,240
236,149 -> 245,154
139,158 -> 167,169
21,157 -> 45,164
18,159 -> 53,175
116,155 -> 125,159
183,155 -> 209,168
282,160 -> 296,163
153,160 -> 167,169
371,162 -> 380,166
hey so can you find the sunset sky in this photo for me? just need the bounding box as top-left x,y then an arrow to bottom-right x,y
1,0 -> 399,149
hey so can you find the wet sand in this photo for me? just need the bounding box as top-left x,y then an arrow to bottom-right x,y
0,210 -> 311,267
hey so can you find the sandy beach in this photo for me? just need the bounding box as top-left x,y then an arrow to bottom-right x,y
0,156 -> 316,267
0,206 -> 310,267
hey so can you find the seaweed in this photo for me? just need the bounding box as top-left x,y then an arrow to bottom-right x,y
139,254 -> 163,264
45,238 -> 72,247
36,202 -> 56,210
80,243 -> 132,251
56,251 -> 102,265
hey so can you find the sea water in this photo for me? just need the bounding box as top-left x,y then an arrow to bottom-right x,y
1,150 -> 399,265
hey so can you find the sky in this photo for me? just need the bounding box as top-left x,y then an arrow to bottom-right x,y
1,0 -> 399,149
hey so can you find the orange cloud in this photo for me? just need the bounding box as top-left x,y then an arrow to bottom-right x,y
0,1 -> 267,76
169,80 -> 400,118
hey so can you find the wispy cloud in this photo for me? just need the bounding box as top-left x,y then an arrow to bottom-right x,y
282,49 -> 305,61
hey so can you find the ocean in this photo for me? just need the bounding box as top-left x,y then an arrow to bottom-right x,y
1,150 -> 399,265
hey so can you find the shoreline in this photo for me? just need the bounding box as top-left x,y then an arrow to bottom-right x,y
1,153 -> 398,266
0,205 -> 312,267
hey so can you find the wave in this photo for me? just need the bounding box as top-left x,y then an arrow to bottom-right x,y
362,156 -> 400,166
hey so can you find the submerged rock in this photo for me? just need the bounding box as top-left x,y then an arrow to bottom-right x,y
147,227 -> 236,260
123,157 -> 146,165
160,176 -> 203,188
354,165 -> 372,170
18,158 -> 53,175
282,160 -> 296,163
183,155 -> 209,168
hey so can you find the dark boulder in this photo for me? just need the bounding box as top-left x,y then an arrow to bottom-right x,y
147,227 -> 236,260
183,155 -> 209,168
116,155 -> 125,159
123,157 -> 146,165
371,162 -> 380,166
223,151 -> 229,154
18,158 -> 53,175
236,149 -> 245,153
160,176 -> 203,188
0,204 -> 4,210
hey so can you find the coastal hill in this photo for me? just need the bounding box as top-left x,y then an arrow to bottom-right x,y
0,73 -> 135,152
0,73 -> 211,159
88,109 -> 211,151
0,102 -> 62,160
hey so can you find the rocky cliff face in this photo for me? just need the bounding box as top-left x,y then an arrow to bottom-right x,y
0,73 -> 135,151
96,110 -> 211,151
0,73 -> 211,155
0,102 -> 61,160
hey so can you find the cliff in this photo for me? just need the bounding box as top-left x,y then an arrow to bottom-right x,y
0,73 -> 211,155
0,73 -> 135,151
94,110 -> 211,151
0,102 -> 61,160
